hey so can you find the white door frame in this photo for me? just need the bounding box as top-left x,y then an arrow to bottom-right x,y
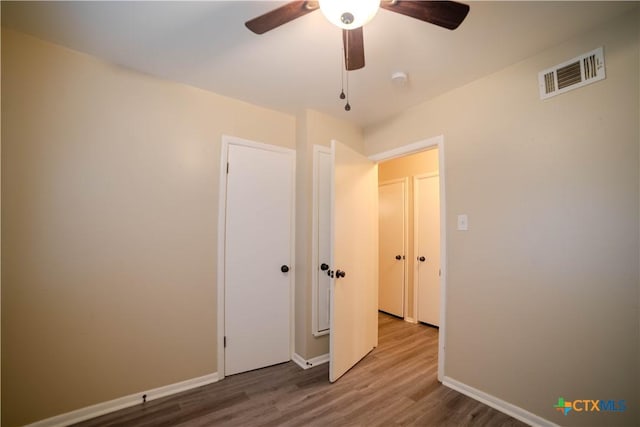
217,135 -> 296,380
368,135 -> 447,382
378,178 -> 409,318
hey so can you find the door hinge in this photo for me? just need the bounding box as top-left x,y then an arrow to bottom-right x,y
224,336 -> 227,348
226,162 -> 229,174
439,269 -> 441,277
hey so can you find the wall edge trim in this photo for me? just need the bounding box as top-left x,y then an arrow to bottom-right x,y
442,376 -> 559,427
292,353 -> 330,370
26,372 -> 219,427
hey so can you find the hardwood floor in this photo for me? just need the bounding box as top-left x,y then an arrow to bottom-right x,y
76,313 -> 527,426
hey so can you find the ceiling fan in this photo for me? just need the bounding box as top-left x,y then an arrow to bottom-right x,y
245,0 -> 470,71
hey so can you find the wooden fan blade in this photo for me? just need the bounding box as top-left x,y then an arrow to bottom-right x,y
380,0 -> 470,30
343,27 -> 365,71
245,1 -> 319,34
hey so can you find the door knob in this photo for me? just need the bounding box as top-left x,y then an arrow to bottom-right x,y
418,256 -> 426,262
320,263 -> 329,271
395,255 -> 402,260
336,270 -> 346,278
281,265 -> 290,273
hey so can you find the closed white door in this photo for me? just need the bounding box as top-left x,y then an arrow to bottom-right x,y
224,141 -> 295,376
313,146 -> 332,335
415,174 -> 440,326
330,140 -> 378,382
378,180 -> 406,317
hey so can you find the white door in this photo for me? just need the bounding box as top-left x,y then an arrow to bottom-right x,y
313,146 -> 332,335
224,141 -> 295,376
329,140 -> 378,382
415,174 -> 441,326
378,180 -> 406,317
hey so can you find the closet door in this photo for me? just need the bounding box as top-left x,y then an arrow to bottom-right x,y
378,179 -> 407,317
313,145 -> 332,335
223,139 -> 295,376
415,174 -> 440,326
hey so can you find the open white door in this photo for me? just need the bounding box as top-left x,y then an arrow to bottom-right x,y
329,140 -> 378,382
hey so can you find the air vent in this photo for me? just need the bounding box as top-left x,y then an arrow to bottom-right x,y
538,47 -> 605,100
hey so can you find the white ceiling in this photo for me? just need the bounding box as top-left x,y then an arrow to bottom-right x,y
2,1 -> 635,127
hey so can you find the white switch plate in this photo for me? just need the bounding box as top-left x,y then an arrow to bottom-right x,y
457,214 -> 468,231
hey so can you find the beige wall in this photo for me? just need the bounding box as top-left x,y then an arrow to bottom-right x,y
378,149 -> 438,320
366,10 -> 639,427
2,6 -> 639,427
1,29 -> 296,426
295,109 -> 364,359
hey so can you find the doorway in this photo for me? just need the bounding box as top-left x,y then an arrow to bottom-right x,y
370,135 -> 447,381
378,148 -> 440,325
312,137 -> 446,379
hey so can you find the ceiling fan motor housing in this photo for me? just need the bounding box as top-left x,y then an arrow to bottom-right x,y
319,0 -> 380,30
341,12 -> 354,25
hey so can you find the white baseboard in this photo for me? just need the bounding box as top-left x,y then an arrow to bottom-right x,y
443,377 -> 558,427
292,352 -> 330,370
27,372 -> 219,427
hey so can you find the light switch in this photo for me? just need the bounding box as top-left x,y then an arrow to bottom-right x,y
457,214 -> 468,231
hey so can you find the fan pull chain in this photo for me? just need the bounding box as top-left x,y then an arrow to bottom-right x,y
339,47 -> 346,100
344,70 -> 351,111
342,34 -> 351,111
337,33 -> 351,112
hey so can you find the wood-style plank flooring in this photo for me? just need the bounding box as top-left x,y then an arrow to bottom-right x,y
76,313 -> 527,426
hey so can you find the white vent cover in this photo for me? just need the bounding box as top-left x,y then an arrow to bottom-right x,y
538,47 -> 605,100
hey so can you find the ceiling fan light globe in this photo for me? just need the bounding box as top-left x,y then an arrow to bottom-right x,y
319,0 -> 380,30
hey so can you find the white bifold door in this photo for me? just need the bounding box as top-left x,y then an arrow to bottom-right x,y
329,140 -> 378,382
378,180 -> 407,318
223,139 -> 295,376
415,174 -> 441,326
